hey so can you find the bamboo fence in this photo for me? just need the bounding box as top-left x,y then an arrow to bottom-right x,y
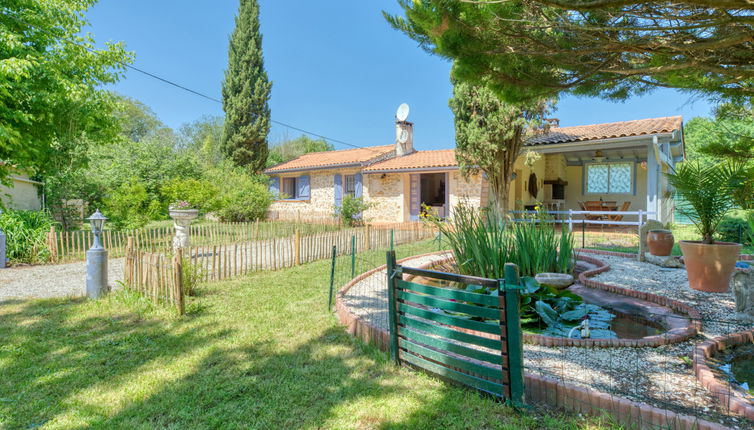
123,238 -> 185,314
119,222 -> 435,312
46,220 -> 347,263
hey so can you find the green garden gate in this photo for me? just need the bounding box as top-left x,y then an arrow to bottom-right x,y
386,251 -> 525,406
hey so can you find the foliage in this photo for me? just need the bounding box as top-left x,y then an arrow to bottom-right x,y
426,204 -> 613,337
336,195 -> 372,227
449,80 -> 552,215
0,0 -> 131,186
427,204 -> 573,279
748,212 -> 754,246
178,115 -> 225,167
665,162 -> 742,244
717,210 -> 754,245
686,103 -> 754,209
102,179 -> 155,230
386,1 -> 754,103
205,163 -> 272,222
160,178 -> 221,214
221,0 -> 272,173
0,209 -> 53,263
267,135 -> 334,167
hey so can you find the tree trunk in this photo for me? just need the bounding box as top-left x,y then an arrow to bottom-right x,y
490,175 -> 511,219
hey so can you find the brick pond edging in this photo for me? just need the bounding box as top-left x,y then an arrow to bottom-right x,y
693,329 -> 754,421
335,250 -> 727,429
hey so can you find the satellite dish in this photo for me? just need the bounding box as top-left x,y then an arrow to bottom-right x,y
396,103 -> 410,122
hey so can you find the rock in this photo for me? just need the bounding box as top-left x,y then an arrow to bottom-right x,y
733,269 -> 754,319
639,220 -> 665,261
535,273 -> 574,290
644,253 -> 684,268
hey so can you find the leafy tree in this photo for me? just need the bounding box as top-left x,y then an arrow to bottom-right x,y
267,135 -> 334,167
221,0 -> 272,173
449,80 -> 553,215
0,0 -> 131,185
685,102 -> 754,209
386,1 -> 754,103
178,116 -> 225,167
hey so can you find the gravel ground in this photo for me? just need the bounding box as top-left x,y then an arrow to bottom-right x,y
341,252 -> 753,428
0,258 -> 124,301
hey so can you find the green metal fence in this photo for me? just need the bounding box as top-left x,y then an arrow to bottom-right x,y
386,251 -> 525,406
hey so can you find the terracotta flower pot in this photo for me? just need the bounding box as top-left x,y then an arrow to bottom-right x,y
679,240 -> 742,293
647,229 -> 674,256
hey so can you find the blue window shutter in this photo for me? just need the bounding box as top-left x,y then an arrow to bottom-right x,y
298,175 -> 310,200
269,177 -> 280,198
409,174 -> 420,221
354,173 -> 363,219
334,174 -> 342,208
354,173 -> 363,198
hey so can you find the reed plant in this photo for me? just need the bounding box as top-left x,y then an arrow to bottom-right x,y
428,204 -> 574,278
0,209 -> 54,264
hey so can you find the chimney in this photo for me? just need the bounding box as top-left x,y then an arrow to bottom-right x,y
395,120 -> 414,156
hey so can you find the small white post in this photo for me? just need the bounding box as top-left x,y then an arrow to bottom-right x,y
637,209 -> 644,261
568,209 -> 574,232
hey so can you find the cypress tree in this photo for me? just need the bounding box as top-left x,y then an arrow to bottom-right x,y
221,0 -> 272,173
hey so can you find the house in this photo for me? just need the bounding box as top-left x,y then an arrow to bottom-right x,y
0,164 -> 43,211
265,116 -> 683,225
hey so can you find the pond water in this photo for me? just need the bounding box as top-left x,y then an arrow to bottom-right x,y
411,275 -> 666,340
724,344 -> 754,397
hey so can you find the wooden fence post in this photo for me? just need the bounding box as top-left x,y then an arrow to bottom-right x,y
295,229 -> 301,266
174,247 -> 185,315
125,236 -> 134,285
364,224 -> 371,251
48,226 -> 58,262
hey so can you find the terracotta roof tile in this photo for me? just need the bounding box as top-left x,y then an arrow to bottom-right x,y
265,145 -> 395,173
527,116 -> 682,146
363,149 -> 457,172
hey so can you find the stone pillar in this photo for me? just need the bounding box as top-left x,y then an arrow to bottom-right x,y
169,209 -> 199,250
733,269 -> 754,321
0,228 -> 6,269
86,247 -> 108,298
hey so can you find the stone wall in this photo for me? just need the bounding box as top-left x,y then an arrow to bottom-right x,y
363,173 -> 405,223
449,171 -> 483,212
268,168 -> 360,222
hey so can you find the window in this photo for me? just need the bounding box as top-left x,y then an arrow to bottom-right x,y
344,175 -> 356,197
282,177 -> 298,199
586,163 -> 633,194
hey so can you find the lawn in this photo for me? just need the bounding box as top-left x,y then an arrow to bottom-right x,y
0,240 -> 620,429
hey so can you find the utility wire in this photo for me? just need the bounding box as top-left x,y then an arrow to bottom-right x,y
8,13 -> 382,152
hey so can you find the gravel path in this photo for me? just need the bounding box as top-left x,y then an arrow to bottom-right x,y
0,258 -> 124,301
341,252 -> 752,428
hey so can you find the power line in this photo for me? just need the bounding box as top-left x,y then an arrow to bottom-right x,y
8,12 -> 381,152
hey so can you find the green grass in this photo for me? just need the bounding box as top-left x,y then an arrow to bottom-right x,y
0,240 -> 620,429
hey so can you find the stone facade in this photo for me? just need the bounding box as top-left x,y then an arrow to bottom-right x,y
269,168 -> 360,222
449,171 -> 483,210
270,168 -> 485,223
362,173 -> 405,223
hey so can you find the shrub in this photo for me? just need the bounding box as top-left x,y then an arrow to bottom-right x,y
204,165 -> 272,222
0,210 -> 54,263
336,195 -> 372,226
160,178 -> 221,213
103,178 -> 152,230
717,210 -> 753,244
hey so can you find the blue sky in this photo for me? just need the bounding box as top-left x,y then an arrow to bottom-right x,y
86,0 -> 713,151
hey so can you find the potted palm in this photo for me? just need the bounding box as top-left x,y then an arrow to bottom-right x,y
666,162 -> 742,292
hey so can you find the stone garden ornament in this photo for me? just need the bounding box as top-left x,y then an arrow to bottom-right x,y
169,201 -> 199,250
733,268 -> 754,321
